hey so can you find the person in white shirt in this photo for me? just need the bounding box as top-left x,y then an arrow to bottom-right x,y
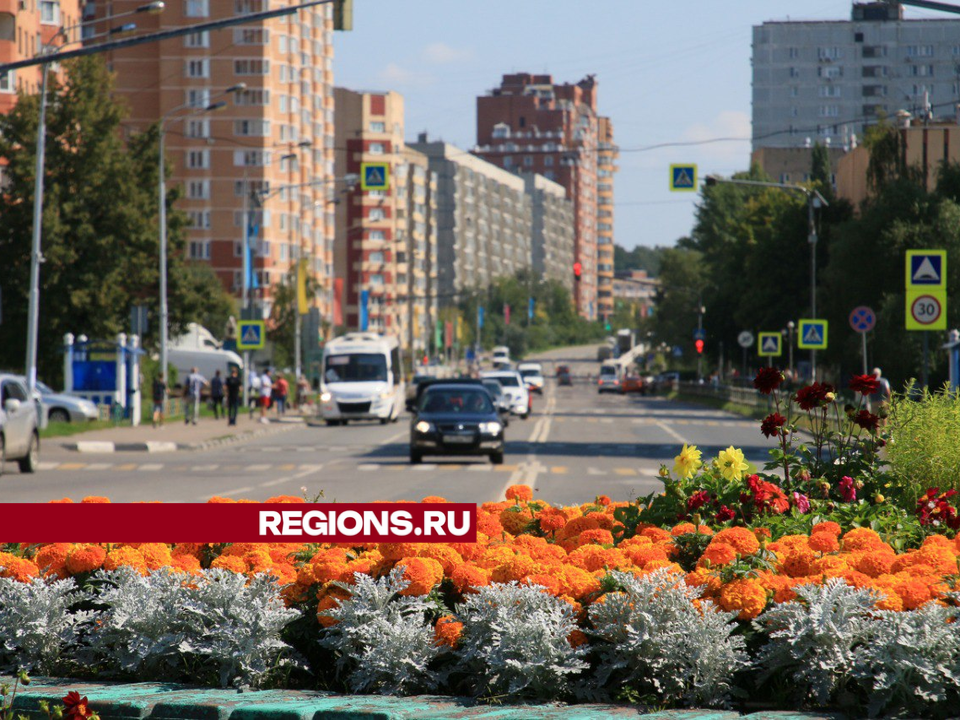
249,372 -> 262,419
183,367 -> 208,425
259,369 -> 272,423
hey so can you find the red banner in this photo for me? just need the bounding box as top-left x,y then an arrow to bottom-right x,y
0,504 -> 477,544
333,278 -> 344,326
504,303 -> 511,326
444,320 -> 453,349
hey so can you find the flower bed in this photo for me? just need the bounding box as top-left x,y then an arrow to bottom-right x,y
3,371 -> 960,716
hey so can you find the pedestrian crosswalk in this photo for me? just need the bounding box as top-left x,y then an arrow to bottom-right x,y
36,460 -> 662,478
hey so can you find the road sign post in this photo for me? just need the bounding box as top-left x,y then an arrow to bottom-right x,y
797,319 -> 827,380
758,332 -> 782,367
237,320 -> 265,350
906,250 -> 948,389
737,331 -> 754,381
849,306 -> 876,376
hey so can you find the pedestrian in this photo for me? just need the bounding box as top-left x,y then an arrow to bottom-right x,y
275,374 -> 289,416
249,371 -> 262,419
869,367 -> 892,411
152,373 -> 167,428
259,368 -> 272,424
183,367 -> 208,426
210,369 -> 225,419
225,367 -> 242,426
296,374 -> 310,409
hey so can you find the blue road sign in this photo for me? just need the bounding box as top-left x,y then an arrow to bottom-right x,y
797,319 -> 828,350
673,346 -> 683,358
670,164 -> 697,191
360,162 -> 390,191
907,250 -> 946,289
849,306 -> 876,333
237,320 -> 265,350
693,328 -> 706,341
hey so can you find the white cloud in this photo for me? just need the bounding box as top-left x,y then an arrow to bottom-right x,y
377,63 -> 434,87
421,42 -> 474,65
680,110 -> 752,166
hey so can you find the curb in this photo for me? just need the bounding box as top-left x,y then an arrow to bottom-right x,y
63,424 -> 298,454
5,677 -> 849,720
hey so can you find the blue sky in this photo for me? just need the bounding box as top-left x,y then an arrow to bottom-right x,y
334,1 -> 940,251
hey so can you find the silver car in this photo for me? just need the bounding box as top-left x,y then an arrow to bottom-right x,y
35,381 -> 99,423
0,374 -> 40,475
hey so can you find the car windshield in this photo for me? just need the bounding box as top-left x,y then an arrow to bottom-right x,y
324,354 -> 388,383
482,381 -> 503,397
600,367 -> 617,377
420,389 -> 494,414
519,369 -> 538,377
491,375 -> 519,387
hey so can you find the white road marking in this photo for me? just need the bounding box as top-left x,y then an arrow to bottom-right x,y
84,463 -> 113,471
258,465 -> 324,489
414,464 -> 438,471
656,421 -> 690,446
357,464 -> 380,471
246,464 -> 271,472
588,467 -> 607,476
214,486 -> 254,497
191,464 -> 219,472
139,463 -> 163,471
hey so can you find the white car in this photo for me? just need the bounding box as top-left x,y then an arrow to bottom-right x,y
517,362 -> 545,395
480,370 -> 530,420
15,378 -> 98,423
492,346 -> 510,364
0,374 -> 40,475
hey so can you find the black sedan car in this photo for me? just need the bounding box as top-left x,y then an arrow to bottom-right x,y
410,383 -> 505,465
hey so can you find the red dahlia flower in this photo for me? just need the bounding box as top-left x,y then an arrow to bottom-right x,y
854,410 -> 880,433
62,692 -> 93,720
839,476 -> 857,503
686,490 -> 711,512
753,367 -> 784,395
760,412 -> 787,438
715,505 -> 736,523
794,382 -> 836,411
848,374 -> 880,395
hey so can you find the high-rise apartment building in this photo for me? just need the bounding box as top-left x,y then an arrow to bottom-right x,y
475,73 -> 615,321
0,1 -> 81,114
596,116 -> 617,322
401,146 -> 438,357
334,87 -> 407,336
90,0 -> 337,321
523,173 -> 574,295
753,2 -> 960,150
407,138 -> 535,307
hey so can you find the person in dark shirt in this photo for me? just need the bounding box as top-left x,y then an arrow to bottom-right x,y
225,367 -> 242,426
210,370 -> 225,420
152,374 -> 167,428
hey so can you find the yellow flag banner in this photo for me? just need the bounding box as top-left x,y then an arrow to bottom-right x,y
297,259 -> 309,315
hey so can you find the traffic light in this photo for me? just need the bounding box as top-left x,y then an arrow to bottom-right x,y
695,339 -> 704,354
333,0 -> 353,31
573,261 -> 582,281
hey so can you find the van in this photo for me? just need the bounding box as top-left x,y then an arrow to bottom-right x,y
597,362 -> 622,394
168,348 -> 243,393
319,333 -> 405,425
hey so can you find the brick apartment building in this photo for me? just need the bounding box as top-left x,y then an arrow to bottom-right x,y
475,73 -> 616,321
88,0 -> 338,322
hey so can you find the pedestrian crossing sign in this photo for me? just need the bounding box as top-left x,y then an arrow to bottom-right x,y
670,164 -> 698,192
906,249 -> 946,291
797,319 -> 828,350
237,320 -> 265,350
361,162 -> 390,191
758,332 -> 782,357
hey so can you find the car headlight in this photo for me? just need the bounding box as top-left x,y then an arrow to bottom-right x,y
380,389 -> 393,399
479,421 -> 502,435
320,392 -> 332,402
415,420 -> 434,433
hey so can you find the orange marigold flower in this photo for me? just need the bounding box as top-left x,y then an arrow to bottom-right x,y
312,560 -> 351,584
584,512 -> 615,531
449,536 -> 485,562
639,526 -> 673,544
207,496 -> 237,504
718,578 -> 768,620
559,565 -> 601,600
538,508 -> 568,534
841,527 -> 884,552
173,543 -> 204,559
171,554 -> 202,575
813,555 -> 850,577
874,589 -> 904,611
855,551 -> 896,578
491,553 -> 539,584
80,496 -> 111,504
421,495 -> 450,504
0,556 -> 39,583
103,547 -> 148,575
671,523 -> 696,536
48,498 -> 75,504
209,555 -> 247,575
572,528 -> 615,548
523,573 -> 564,596
808,533 -> 840,554
498,508 -> 532,536
397,556 -> 444,596
316,585 -> 352,628
244,549 -> 275,574
625,546 -> 670,568
264,495 -> 305,504
891,552 -> 920,574
268,544 -> 303,564
434,614 -> 463,648
477,512 -> 504,537
619,536 -> 654,550
505,484 -> 533,502
268,563 -> 298,586
916,546 -> 960,576
138,543 -> 175,571
781,549 -> 816,578
450,563 -> 490,594
567,629 -> 588,648
811,521 -> 841,537
378,542 -> 424,562
712,527 -> 760,556
65,545 -> 107,575
898,579 -> 933,610
698,542 -> 738,568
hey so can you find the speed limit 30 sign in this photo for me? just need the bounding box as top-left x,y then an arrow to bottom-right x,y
906,290 -> 947,331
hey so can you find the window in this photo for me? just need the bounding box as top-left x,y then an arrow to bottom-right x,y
910,65 -> 934,77
543,155 -> 554,167
369,208 -> 385,221
235,179 -> 269,196
187,211 -> 211,230
234,28 -> 269,44
186,88 -> 210,108
818,46 -> 842,60
369,121 -> 385,132
854,32 -> 864,43
234,119 -> 270,137
818,85 -> 841,97
863,85 -> 887,97
234,150 -> 271,166
788,67 -> 800,78
235,89 -> 269,105
788,47 -> 800,59
234,59 -> 269,75
912,84 -> 934,97
187,180 -> 210,199
907,45 -> 934,57
369,142 -> 385,155
862,45 -> 886,58
185,0 -> 209,18
184,31 -> 209,48
502,155 -> 513,168
186,119 -> 209,138
369,274 -> 384,286
369,230 -> 386,241
189,240 -> 211,259
523,156 -> 533,167
862,65 -> 888,78
818,66 -> 842,79
186,149 -> 210,169
235,0 -> 268,12
368,251 -> 384,264
0,70 -> 13,93
367,189 -> 386,198
185,58 -> 209,78
40,1 -> 60,25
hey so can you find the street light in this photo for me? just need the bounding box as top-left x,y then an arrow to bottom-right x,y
158,85 -> 243,385
24,2 -> 166,395
705,175 -> 829,381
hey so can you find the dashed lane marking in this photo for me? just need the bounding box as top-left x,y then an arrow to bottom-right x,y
413,464 -> 438,471
358,464 -> 380,471
84,463 -> 113,471
58,463 -> 86,470
551,466 -> 568,474
139,463 -> 163,471
116,463 -> 137,471
614,468 -> 637,476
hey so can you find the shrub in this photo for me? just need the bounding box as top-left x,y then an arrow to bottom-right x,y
318,567 -> 441,695
0,576 -> 90,674
887,384 -> 960,504
589,568 -> 747,708
753,578 -> 878,706
457,581 -> 588,699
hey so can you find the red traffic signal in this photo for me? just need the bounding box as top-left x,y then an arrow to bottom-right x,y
695,339 -> 704,354
573,261 -> 582,280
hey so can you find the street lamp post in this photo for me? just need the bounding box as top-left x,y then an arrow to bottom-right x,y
24,2 -> 165,395
705,175 -> 828,381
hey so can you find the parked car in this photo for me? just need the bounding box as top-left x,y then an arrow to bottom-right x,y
597,363 -> 622,394
28,380 -> 99,423
481,379 -> 511,426
410,383 -> 504,464
0,373 -> 40,475
622,374 -> 644,394
480,371 -> 530,420
517,362 -> 545,395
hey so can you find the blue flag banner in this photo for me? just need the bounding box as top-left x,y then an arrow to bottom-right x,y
360,289 -> 370,331
478,306 -> 484,329
246,212 -> 260,290
528,297 -> 534,320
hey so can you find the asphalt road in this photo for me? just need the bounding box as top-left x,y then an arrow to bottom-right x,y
5,344 -> 778,505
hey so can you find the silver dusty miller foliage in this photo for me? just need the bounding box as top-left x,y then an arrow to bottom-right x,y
752,578 -> 878,706
318,567 -> 442,695
82,567 -> 300,688
456,581 -> 588,699
0,575 -> 91,675
588,568 -> 748,708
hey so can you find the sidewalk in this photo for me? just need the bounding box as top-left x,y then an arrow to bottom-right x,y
58,411 -> 308,453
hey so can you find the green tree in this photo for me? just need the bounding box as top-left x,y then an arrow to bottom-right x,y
810,142 -> 835,202
613,244 -> 665,277
267,261 -> 320,370
651,247 -> 706,356
0,57 -> 235,385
